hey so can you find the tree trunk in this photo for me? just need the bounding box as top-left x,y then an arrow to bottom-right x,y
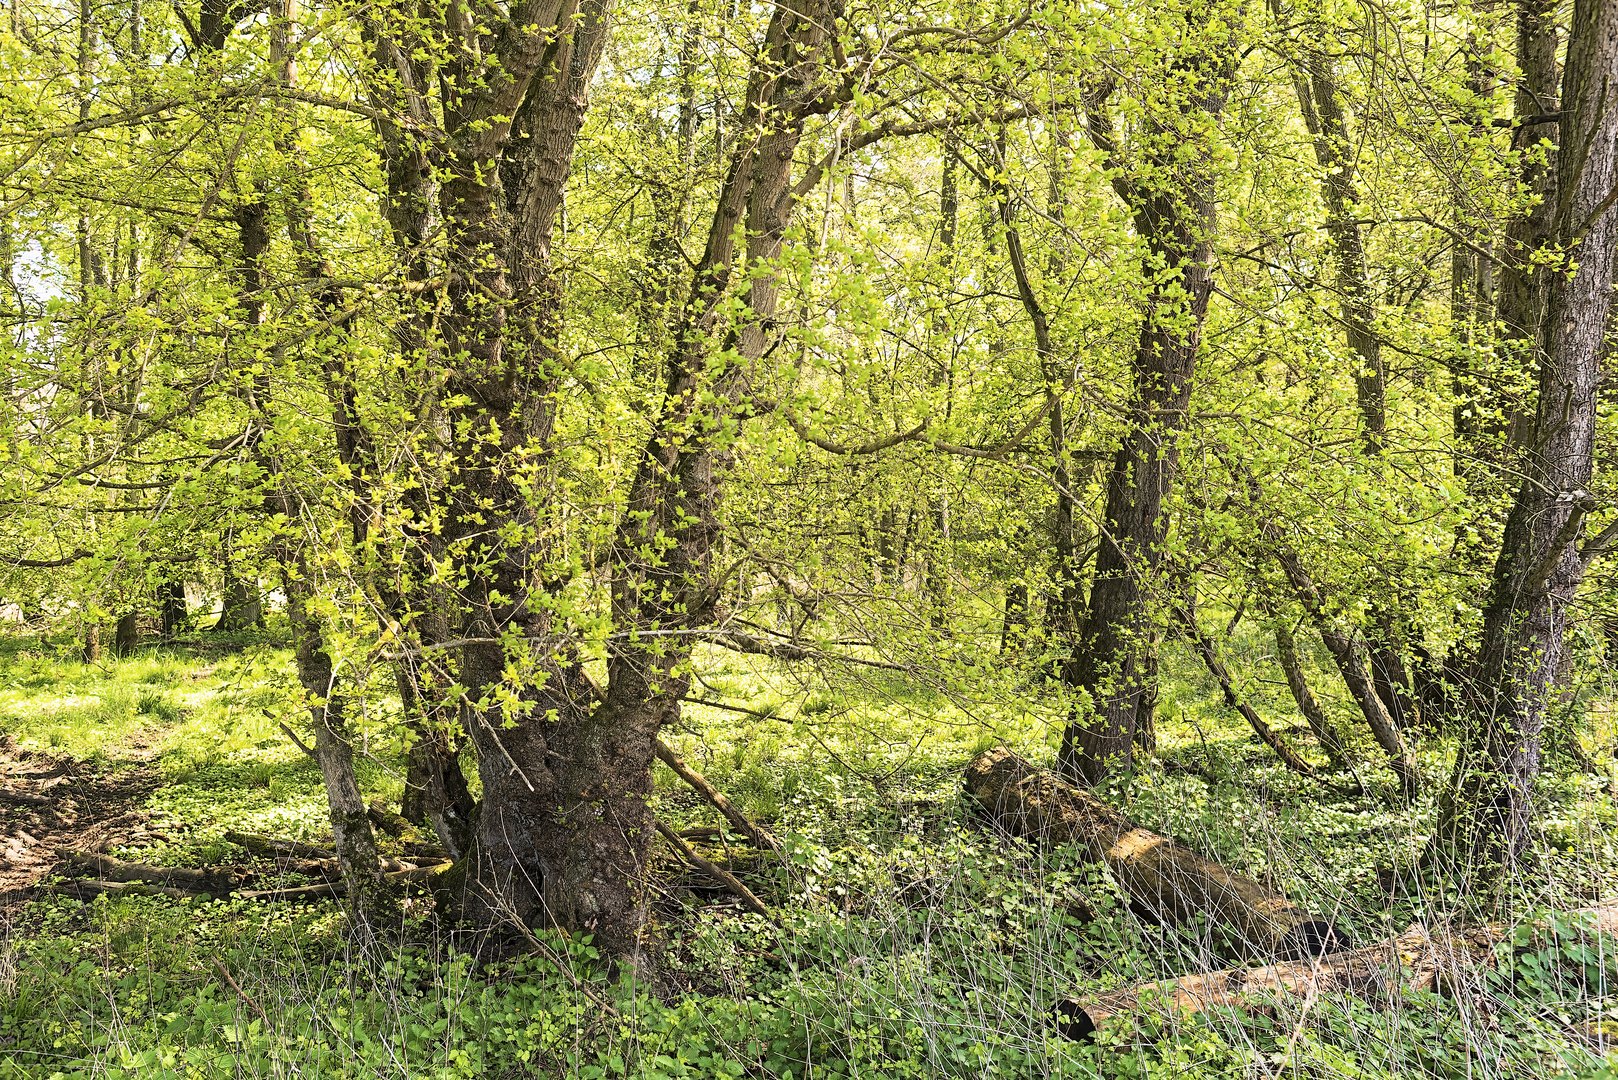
399,711 -> 474,860
234,186 -> 388,935
1480,0 -> 1560,459
80,622 -> 100,663
113,612 -> 138,658
965,748 -> 1345,959
1061,23 -> 1237,784
1281,13 -> 1425,729
1282,28 -> 1384,452
214,573 -> 262,632
425,0 -> 827,970
1273,620 -> 1352,770
1267,527 -> 1419,794
1002,582 -> 1030,653
159,580 -> 188,638
1438,0 -> 1618,879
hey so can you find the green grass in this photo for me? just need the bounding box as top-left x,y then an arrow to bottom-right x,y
1,633 -> 1617,1078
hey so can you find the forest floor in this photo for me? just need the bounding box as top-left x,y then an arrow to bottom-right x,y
1,634 -> 1617,1078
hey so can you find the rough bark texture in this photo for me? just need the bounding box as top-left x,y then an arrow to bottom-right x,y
410,0 -> 829,967
1061,23 -> 1236,784
1439,0 -> 1618,878
113,612 -> 138,658
1059,903 -> 1618,1041
965,748 -> 1344,959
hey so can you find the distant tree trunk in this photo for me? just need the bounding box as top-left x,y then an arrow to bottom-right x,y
113,612 -> 138,657
924,143 -> 958,632
159,580 -> 188,638
996,130 -> 1081,660
214,574 -> 262,631
1060,21 -> 1237,784
1264,522 -> 1419,794
1437,0 -> 1618,878
281,557 -> 392,932
1001,582 -> 1030,653
235,187 -> 388,934
1486,0 -> 1559,456
1273,619 -> 1352,770
1282,27 -> 1384,452
81,622 -> 101,663
1280,12 -> 1422,731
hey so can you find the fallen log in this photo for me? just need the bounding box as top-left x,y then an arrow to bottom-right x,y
224,831 -> 333,861
963,748 -> 1344,959
235,861 -> 451,902
55,849 -> 239,897
45,878 -> 197,901
1058,903 -> 1618,1041
226,830 -> 444,869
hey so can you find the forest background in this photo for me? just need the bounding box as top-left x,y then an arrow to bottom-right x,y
1,0 -> 1617,1075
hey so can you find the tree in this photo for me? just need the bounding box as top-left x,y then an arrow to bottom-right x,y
1437,0 -> 1618,880
1059,2 -> 1243,784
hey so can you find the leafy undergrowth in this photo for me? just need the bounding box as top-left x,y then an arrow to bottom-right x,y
1,635 -> 1616,1078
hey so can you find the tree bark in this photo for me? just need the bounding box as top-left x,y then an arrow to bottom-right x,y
233,187 -> 389,935
159,580 -> 188,638
1479,0 -> 1560,460
1061,20 -> 1238,784
965,748 -> 1345,959
1282,24 -> 1384,451
113,612 -> 138,658
1437,0 -> 1618,879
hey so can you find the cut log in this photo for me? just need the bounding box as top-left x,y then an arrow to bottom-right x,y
1058,903 -> 1618,1040
963,748 -> 1344,959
